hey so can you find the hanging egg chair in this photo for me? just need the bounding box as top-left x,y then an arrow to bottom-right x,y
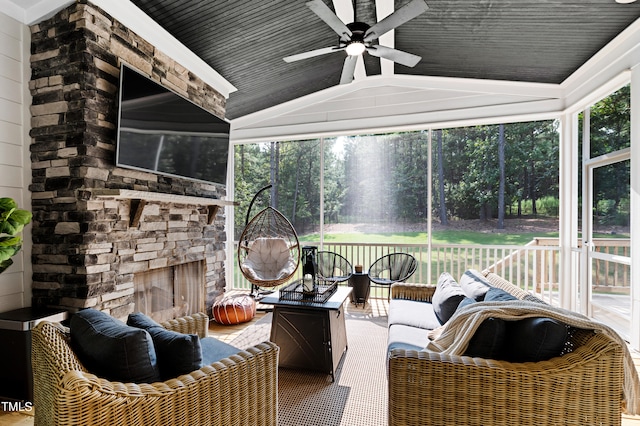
237,186 -> 300,291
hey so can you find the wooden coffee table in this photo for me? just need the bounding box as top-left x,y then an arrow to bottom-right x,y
260,286 -> 351,381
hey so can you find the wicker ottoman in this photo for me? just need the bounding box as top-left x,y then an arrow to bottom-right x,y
212,295 -> 257,325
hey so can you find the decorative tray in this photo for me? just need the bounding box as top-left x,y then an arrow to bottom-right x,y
279,280 -> 338,304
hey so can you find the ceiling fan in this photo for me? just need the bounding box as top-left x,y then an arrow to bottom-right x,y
283,0 -> 429,84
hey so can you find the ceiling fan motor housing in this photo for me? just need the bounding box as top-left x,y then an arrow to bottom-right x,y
345,21 -> 371,44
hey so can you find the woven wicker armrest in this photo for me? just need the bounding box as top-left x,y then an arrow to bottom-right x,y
32,319 -> 279,426
387,331 -> 624,426
390,283 -> 436,302
161,312 -> 209,338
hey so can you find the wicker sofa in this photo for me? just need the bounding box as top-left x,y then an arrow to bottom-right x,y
387,270 -> 627,426
32,312 -> 279,426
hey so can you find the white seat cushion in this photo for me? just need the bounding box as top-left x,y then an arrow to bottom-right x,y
241,237 -> 297,281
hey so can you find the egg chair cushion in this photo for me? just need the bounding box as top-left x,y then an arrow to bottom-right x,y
240,237 -> 297,282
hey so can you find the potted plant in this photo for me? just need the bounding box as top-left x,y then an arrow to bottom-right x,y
0,197 -> 32,274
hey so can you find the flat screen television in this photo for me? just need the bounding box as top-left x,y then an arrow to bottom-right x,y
116,64 -> 230,186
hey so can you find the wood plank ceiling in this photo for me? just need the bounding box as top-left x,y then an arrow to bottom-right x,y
129,0 -> 640,120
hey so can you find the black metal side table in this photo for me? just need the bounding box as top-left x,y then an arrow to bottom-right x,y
349,272 -> 370,307
0,307 -> 68,402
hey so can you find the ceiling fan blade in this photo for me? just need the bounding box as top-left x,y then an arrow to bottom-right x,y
364,0 -> 429,42
366,45 -> 422,67
340,55 -> 358,84
284,46 -> 343,62
306,0 -> 352,39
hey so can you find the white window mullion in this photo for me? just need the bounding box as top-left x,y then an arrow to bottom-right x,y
319,137 -> 325,250
630,68 -> 640,350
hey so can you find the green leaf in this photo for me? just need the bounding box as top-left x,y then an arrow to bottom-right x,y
0,235 -> 21,246
0,259 -> 14,274
0,198 -> 18,212
10,208 -> 32,225
0,238 -> 21,262
0,220 -> 19,236
0,204 -> 31,236
0,198 -> 29,274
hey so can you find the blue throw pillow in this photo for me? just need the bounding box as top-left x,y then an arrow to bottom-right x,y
127,312 -> 203,380
456,296 -> 476,312
463,317 -> 506,359
432,272 -> 466,324
506,317 -> 569,362
70,309 -> 161,383
483,287 -> 517,301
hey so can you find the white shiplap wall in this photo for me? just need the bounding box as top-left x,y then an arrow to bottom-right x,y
0,11 -> 32,311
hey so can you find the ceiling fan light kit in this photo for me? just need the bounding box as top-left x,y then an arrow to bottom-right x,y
346,41 -> 366,56
283,0 -> 430,84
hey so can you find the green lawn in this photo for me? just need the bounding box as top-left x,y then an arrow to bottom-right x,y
300,230 -> 560,245
299,230 -> 628,246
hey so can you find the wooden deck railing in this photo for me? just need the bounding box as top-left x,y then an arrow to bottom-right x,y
231,237 -> 630,303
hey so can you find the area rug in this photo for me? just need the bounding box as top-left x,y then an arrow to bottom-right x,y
229,308 -> 389,426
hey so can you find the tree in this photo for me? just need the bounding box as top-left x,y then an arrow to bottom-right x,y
436,129 -> 448,225
498,124 -> 505,229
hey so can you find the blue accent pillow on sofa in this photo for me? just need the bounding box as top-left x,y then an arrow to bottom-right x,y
432,272 -> 466,325
127,312 -> 203,380
455,296 -> 507,359
456,296 -> 476,311
463,317 -> 507,359
483,287 -> 517,301
506,317 -> 569,362
70,309 -> 161,383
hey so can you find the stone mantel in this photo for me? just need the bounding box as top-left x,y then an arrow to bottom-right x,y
91,189 -> 237,226
90,189 -> 236,207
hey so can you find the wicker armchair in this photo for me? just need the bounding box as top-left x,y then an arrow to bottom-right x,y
32,313 -> 279,426
387,272 -> 626,426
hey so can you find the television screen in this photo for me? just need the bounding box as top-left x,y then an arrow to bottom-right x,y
116,64 -> 230,186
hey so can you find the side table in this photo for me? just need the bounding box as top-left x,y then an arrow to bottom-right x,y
349,272 -> 370,307
0,307 -> 68,402
260,286 -> 351,382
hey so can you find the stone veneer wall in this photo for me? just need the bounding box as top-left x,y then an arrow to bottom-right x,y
28,1 -> 229,319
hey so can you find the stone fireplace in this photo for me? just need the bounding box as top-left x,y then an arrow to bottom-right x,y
28,1 -> 230,319
134,260 -> 205,323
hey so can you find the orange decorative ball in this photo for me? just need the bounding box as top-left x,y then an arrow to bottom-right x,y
212,295 -> 256,325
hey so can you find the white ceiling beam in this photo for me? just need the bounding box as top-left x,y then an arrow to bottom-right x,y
333,0 -> 353,23
231,98 -> 562,144
376,0 -> 395,76
232,74 -> 563,130
562,17 -> 640,110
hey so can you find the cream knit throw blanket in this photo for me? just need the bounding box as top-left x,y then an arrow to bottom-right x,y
425,299 -> 640,415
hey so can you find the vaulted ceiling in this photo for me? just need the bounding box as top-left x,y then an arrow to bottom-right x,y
4,0 -> 640,125
128,0 -> 640,120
